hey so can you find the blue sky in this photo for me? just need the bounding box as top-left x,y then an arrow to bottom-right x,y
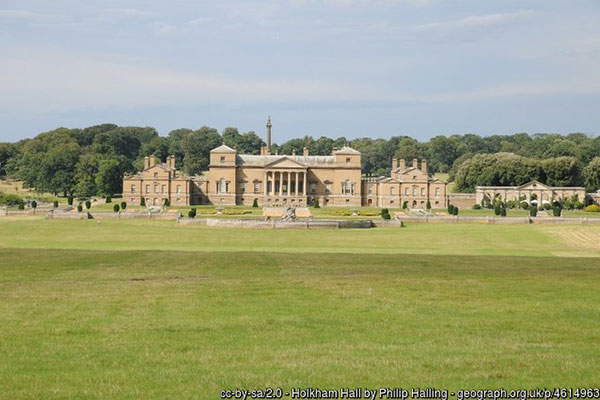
1,0 -> 599,142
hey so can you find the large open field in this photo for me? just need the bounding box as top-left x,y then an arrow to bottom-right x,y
1,218 -> 599,398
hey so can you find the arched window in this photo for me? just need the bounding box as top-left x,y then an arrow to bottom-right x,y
344,180 -> 352,195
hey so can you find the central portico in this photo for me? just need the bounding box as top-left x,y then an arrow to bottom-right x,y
263,158 -> 307,205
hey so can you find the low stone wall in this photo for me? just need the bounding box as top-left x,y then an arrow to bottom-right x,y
177,218 -> 373,229
46,211 -> 179,220
396,215 -> 600,225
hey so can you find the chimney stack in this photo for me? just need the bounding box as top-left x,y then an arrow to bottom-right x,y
266,116 -> 272,154
399,158 -> 406,170
421,159 -> 428,173
149,155 -> 156,168
303,147 -> 309,156
391,158 -> 398,179
144,156 -> 149,170
292,149 -> 297,156
412,158 -> 418,168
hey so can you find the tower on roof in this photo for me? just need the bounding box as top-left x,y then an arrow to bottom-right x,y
266,116 -> 272,154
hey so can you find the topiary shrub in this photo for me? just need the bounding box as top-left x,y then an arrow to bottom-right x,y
53,200 -> 59,208
520,201 -> 529,210
447,204 -> 454,214
313,199 -> 320,208
452,206 -> 459,216
67,196 -> 73,206
105,195 -> 112,203
500,207 -> 507,217
574,201 -> 584,210
402,201 -> 408,210
77,204 -> 83,213
381,208 -> 391,220
530,207 -> 538,217
585,204 -> 600,213
140,197 -> 146,207
18,203 -> 25,210
188,208 -> 197,218
120,201 -> 127,210
552,205 -> 562,217
163,198 -> 170,207
472,204 -> 482,210
113,204 -> 120,213
252,198 -> 259,208
494,203 -> 501,216
31,200 -> 37,209
426,200 -> 431,210
543,203 -> 552,210
85,200 -> 91,209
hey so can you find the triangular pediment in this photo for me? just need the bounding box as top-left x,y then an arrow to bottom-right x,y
518,180 -> 551,190
265,157 -> 307,169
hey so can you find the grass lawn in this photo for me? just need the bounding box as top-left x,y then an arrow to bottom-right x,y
1,218 -> 600,398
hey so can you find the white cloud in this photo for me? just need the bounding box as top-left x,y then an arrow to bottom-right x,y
414,10 -> 533,32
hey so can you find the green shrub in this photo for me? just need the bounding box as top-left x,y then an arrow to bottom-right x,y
585,204 -> 600,213
85,200 -> 91,209
77,204 -> 83,213
402,201 -> 408,210
252,198 -> 259,208
452,206 -> 459,216
447,204 -> 454,214
67,196 -> 73,206
530,207 -> 537,217
18,203 -> 25,210
520,201 -> 529,210
552,205 -> 562,217
563,199 -> 573,210
31,200 -> 37,209
140,197 -> 146,207
53,200 -> 59,208
543,203 -> 552,210
313,199 -> 320,208
426,200 -> 431,210
113,204 -> 120,213
163,199 -> 170,207
494,203 -> 501,216
381,208 -> 391,220
472,204 -> 482,210
188,208 -> 197,218
105,196 -> 112,203
0,193 -> 24,207
500,207 -> 506,217
120,201 -> 127,210
574,201 -> 584,210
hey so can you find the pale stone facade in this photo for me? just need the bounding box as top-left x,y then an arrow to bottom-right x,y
123,155 -> 208,207
207,144 -> 362,206
476,181 -> 586,206
123,118 -> 448,208
361,158 -> 448,209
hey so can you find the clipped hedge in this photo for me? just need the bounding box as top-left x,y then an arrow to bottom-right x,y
585,204 -> 600,213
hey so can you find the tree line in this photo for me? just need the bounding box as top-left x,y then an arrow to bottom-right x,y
0,123 -> 599,197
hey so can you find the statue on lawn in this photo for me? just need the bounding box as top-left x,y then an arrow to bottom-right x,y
280,206 -> 297,222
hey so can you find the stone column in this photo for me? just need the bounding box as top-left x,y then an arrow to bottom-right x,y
264,171 -> 268,196
302,172 -> 306,195
295,172 -> 299,196
279,172 -> 283,196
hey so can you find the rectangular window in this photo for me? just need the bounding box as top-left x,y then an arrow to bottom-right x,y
346,157 -> 351,165
405,187 -> 409,196
240,182 -> 246,193
368,185 -> 372,195
162,185 -> 166,194
325,183 -> 331,194
131,185 -> 135,193
154,172 -> 158,178
254,182 -> 260,193
176,185 -> 181,194
154,184 -> 158,193
145,185 -> 150,194
310,183 -> 317,193
220,156 -> 225,164
435,188 -> 440,196
413,187 -> 417,196
390,187 -> 395,195
421,188 -> 425,196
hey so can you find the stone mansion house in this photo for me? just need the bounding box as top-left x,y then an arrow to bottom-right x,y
122,118 -> 448,208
